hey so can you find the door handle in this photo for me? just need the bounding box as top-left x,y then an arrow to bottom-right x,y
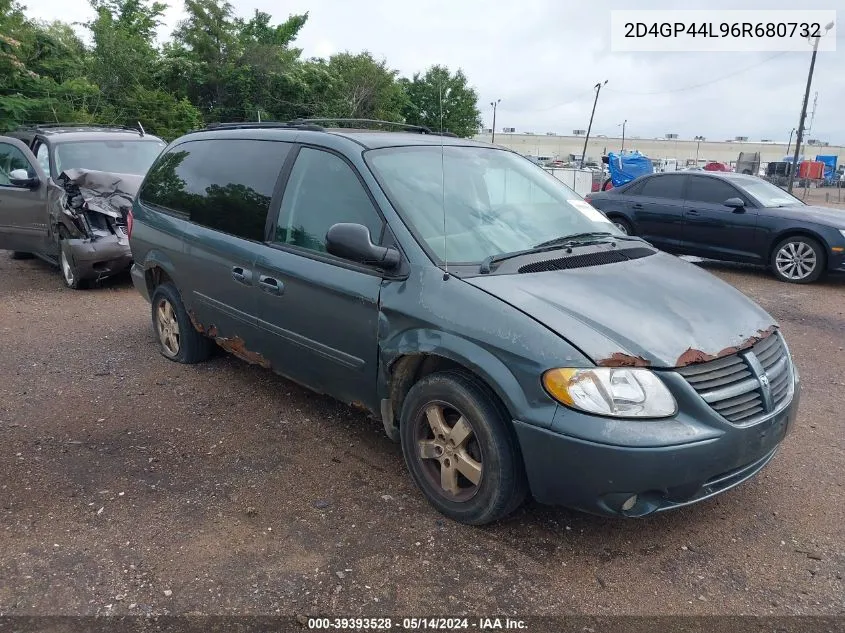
258,274 -> 284,296
632,203 -> 643,210
687,209 -> 700,216
231,266 -> 251,285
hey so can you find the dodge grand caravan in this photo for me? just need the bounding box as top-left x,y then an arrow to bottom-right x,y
128,120 -> 800,525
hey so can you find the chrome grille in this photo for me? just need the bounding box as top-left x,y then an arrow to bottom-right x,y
677,332 -> 792,425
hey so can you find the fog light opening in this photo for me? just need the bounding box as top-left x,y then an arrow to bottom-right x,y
621,494 -> 638,512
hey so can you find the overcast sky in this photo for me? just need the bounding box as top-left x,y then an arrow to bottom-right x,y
24,0 -> 844,143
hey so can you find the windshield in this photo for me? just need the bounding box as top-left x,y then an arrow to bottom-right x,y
738,178 -> 804,208
367,145 -> 617,263
54,140 -> 166,176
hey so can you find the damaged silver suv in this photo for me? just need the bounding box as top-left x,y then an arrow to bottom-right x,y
0,124 -> 165,288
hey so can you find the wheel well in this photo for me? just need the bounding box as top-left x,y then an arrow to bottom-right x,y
768,231 -> 827,267
144,266 -> 174,297
387,354 -> 511,425
605,212 -> 631,227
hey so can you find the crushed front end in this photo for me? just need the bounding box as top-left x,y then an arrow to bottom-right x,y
53,169 -> 141,281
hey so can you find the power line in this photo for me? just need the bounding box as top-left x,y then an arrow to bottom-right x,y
605,52 -> 787,96
498,87 -> 597,113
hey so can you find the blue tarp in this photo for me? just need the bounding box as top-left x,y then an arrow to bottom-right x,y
607,151 -> 653,187
815,155 -> 837,182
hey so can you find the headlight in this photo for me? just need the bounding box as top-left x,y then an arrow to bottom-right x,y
543,368 -> 677,418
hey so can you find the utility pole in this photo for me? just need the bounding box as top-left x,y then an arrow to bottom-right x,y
789,21 -> 834,193
785,127 -> 795,156
490,99 -> 501,144
580,80 -> 607,167
620,119 -> 627,152
694,135 -> 705,165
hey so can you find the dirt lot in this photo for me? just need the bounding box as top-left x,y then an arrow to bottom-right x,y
796,186 -> 845,210
0,253 -> 843,619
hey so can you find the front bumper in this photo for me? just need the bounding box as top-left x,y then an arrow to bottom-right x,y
513,377 -> 801,517
65,235 -> 132,281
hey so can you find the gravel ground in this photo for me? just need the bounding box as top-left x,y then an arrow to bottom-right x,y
0,252 -> 843,618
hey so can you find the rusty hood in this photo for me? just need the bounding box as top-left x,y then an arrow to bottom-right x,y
58,169 -> 143,219
465,251 -> 778,368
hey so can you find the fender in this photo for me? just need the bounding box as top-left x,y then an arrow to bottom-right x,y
378,326 -> 553,430
140,248 -> 182,294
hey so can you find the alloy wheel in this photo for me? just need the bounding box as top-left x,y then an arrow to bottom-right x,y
60,249 -> 75,287
775,241 -> 817,281
414,402 -> 483,502
155,298 -> 181,357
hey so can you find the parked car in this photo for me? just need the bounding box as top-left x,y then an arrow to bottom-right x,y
129,120 -> 800,524
0,124 -> 166,287
586,172 -> 845,283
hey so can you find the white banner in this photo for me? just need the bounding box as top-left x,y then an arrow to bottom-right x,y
611,10 -> 837,52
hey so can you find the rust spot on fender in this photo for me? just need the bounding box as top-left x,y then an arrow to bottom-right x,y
188,310 -> 204,334
597,352 -> 651,368
215,336 -> 271,369
188,311 -> 218,338
675,325 -> 778,367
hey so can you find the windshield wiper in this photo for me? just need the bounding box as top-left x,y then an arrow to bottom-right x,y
479,232 -> 642,274
533,231 -> 615,249
479,233 -> 609,274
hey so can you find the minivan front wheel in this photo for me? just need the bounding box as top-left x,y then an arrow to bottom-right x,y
400,371 -> 526,525
771,236 -> 824,283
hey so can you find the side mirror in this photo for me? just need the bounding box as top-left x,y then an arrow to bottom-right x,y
724,197 -> 745,210
9,169 -> 39,189
326,223 -> 401,270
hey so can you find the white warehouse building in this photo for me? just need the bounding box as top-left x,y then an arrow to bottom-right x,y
473,132 -> 845,169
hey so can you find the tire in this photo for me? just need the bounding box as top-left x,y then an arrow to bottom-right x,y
150,282 -> 215,364
10,251 -> 33,260
770,236 -> 825,284
609,216 -> 633,236
58,239 -> 88,289
399,370 -> 527,525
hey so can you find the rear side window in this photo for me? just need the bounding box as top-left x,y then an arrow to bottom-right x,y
686,177 -> 742,205
639,175 -> 685,200
139,139 -> 290,241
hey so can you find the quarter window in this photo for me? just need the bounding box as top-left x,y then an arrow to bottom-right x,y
639,175 -> 685,199
139,139 -> 290,241
274,148 -> 383,253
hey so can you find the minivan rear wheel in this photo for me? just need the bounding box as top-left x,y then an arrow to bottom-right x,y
399,371 -> 527,525
150,282 -> 214,364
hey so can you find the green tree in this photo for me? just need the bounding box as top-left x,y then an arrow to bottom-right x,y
401,65 -> 481,137
318,52 -> 406,122
164,0 -> 309,122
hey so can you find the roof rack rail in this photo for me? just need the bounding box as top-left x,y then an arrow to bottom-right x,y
17,122 -> 144,134
289,118 -> 459,137
200,121 -> 324,132
289,118 -> 433,134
